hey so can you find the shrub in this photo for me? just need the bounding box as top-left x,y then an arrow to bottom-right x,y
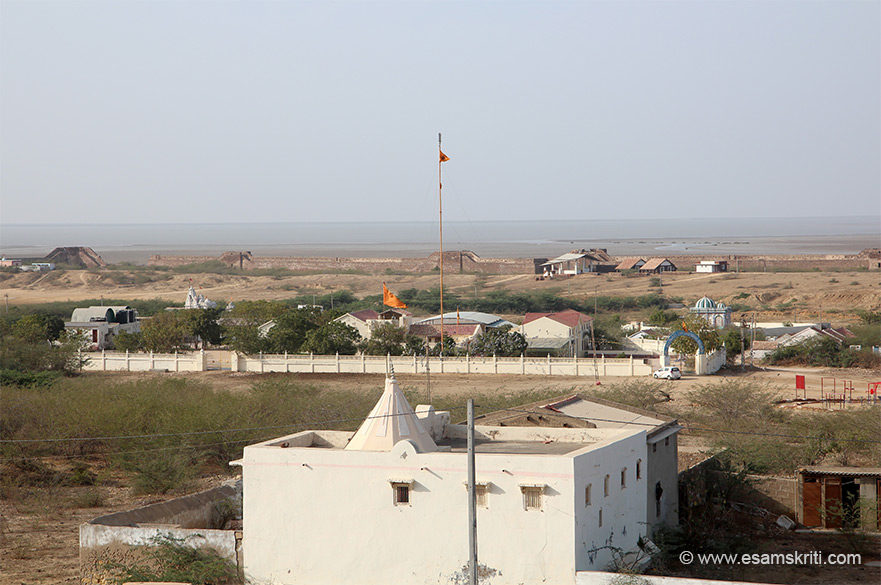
107,535 -> 239,585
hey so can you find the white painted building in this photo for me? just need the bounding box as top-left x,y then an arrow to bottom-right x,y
65,306 -> 140,350
521,309 -> 593,357
234,376 -> 648,585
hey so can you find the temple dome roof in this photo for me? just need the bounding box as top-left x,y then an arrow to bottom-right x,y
694,296 -> 716,309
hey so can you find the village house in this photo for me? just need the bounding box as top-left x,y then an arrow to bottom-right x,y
520,309 -> 593,357
540,249 -> 615,277
233,375 -> 651,585
65,306 -> 140,350
614,257 -> 645,272
407,322 -> 484,348
694,260 -> 728,273
333,309 -> 380,339
639,258 -> 677,274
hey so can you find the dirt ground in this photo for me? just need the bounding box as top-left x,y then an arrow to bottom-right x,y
2,268 -> 880,322
2,365 -> 880,585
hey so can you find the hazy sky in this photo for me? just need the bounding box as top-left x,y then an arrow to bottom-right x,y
1,0 -> 879,225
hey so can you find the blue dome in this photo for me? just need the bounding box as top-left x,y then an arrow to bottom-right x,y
694,296 -> 716,309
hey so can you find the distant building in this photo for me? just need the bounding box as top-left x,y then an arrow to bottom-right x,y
65,306 -> 140,350
414,311 -> 516,330
185,286 -> 217,309
639,258 -> 677,274
234,375 -> 651,585
615,257 -> 646,272
694,260 -> 727,273
690,296 -> 731,328
407,323 -> 484,347
333,309 -> 380,339
521,309 -> 593,357
540,249 -> 615,277
0,258 -> 22,268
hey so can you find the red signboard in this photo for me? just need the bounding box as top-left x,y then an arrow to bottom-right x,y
796,375 -> 806,390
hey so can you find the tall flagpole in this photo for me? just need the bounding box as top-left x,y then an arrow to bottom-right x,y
438,133 -> 445,356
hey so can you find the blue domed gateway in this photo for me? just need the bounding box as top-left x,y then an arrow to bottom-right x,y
690,296 -> 731,328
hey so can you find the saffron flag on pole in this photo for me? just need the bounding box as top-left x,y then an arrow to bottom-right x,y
383,283 -> 407,309
439,150 -> 450,162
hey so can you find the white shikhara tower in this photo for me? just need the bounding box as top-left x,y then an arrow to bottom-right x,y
345,374 -> 438,453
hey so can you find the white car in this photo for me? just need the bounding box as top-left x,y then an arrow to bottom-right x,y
653,366 -> 681,380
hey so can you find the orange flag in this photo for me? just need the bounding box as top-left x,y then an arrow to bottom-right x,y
439,150 -> 450,162
681,321 -> 689,333
383,283 -> 407,309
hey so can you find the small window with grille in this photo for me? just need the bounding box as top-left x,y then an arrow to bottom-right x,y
621,468 -> 627,489
637,459 -> 642,480
585,483 -> 592,506
390,480 -> 413,506
604,474 -> 610,497
520,485 -> 544,511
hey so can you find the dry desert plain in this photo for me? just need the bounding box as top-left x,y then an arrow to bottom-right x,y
1,265 -> 880,322
1,266 -> 880,585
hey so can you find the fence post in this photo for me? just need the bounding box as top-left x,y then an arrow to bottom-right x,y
602,354 -> 606,376
629,355 -> 634,376
150,350 -> 154,370
125,349 -> 130,371
336,352 -> 340,373
414,353 -> 418,373
467,353 -> 471,374
362,353 -> 366,373
575,355 -> 579,376
547,353 -> 551,375
311,352 -> 315,373
521,353 -> 525,375
493,353 -> 497,374
175,351 -> 179,372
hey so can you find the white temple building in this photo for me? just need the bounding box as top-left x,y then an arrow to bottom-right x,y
234,375 -> 652,585
690,296 -> 731,328
185,286 -> 217,309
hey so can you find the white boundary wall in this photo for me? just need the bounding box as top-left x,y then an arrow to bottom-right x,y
695,348 -> 726,375
82,351 -> 655,377
82,350 -> 207,372
234,352 -> 654,377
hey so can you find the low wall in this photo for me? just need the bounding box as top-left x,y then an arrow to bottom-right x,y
696,348 -> 726,375
233,352 -> 655,377
80,483 -> 241,584
745,474 -> 797,517
82,350 -> 207,372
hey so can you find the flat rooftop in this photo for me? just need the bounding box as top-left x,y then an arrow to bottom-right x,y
438,437 -> 590,456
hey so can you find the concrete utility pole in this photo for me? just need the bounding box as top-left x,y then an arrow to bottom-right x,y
467,399 -> 478,585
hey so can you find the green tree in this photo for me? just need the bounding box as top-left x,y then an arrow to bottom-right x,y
222,300 -> 288,354
469,326 -> 527,357
301,321 -> 360,355
671,314 -> 721,354
428,335 -> 457,356
140,312 -> 191,353
364,322 -> 407,355
113,330 -> 143,352
265,308 -> 323,353
183,308 -> 223,348
10,314 -> 65,343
